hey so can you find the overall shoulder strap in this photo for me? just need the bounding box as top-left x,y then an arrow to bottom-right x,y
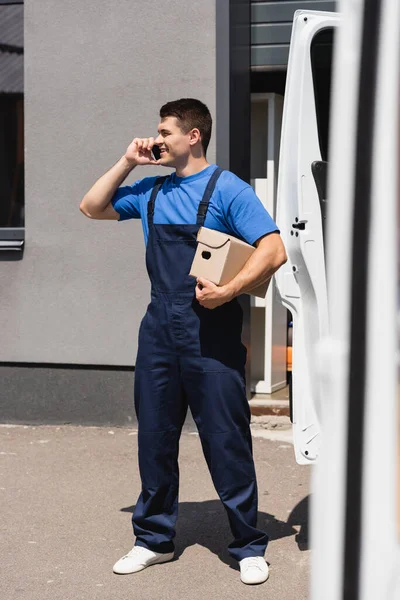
196,167 -> 224,226
147,176 -> 169,224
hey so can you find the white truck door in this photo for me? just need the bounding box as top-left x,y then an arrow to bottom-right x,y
275,10 -> 340,464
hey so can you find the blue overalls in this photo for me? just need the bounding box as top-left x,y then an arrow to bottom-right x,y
132,167 -> 269,561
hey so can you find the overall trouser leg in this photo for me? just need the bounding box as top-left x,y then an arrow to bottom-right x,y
181,359 -> 269,561
132,356 -> 187,554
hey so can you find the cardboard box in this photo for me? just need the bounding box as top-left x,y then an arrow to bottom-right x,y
189,227 -> 269,298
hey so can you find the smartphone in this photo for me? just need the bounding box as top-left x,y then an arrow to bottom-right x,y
151,144 -> 161,161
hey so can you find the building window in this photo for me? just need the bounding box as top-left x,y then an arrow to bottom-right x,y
0,1 -> 24,228
310,28 -> 335,163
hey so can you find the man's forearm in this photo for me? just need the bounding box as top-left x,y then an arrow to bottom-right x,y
80,156 -> 136,217
224,237 -> 287,299
226,259 -> 274,297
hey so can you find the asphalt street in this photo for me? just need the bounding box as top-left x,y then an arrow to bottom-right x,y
0,423 -> 310,600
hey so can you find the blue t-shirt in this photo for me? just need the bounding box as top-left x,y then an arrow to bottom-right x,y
111,164 -> 279,246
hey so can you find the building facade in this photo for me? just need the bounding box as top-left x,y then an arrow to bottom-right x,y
0,0 -> 336,425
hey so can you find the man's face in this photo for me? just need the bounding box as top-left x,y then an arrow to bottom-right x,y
154,116 -> 192,166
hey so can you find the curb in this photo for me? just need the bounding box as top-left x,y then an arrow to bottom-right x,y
249,398 -> 290,418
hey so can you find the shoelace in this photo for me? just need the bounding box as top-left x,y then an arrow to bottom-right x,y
123,546 -> 147,559
243,557 -> 264,571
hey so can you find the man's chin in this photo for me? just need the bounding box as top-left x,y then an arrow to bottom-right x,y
159,156 -> 175,168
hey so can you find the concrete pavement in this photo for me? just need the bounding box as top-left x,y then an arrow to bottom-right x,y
0,423 -> 310,600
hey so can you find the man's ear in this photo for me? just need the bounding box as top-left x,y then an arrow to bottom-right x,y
189,128 -> 201,146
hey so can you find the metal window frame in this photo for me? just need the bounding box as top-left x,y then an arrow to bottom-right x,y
0,0 -> 24,256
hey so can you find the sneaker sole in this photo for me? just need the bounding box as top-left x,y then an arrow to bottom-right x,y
240,571 -> 269,585
113,552 -> 175,575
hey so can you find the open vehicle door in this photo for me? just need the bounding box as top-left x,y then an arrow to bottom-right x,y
310,0 -> 400,598
275,10 -> 340,465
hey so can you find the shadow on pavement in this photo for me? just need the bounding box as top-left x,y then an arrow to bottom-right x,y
287,495 -> 309,552
121,495 -> 309,570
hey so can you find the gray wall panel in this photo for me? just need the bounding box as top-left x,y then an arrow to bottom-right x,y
0,365 -> 137,426
251,45 -> 290,68
252,23 -> 292,45
251,0 -> 337,68
252,1 -> 336,23
217,0 -> 251,181
0,0 -> 216,366
216,0 -> 252,398
0,365 -> 196,428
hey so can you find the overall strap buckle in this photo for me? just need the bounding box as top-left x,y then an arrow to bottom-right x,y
196,167 -> 224,226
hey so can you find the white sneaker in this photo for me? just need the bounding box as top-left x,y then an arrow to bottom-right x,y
113,545 -> 174,574
239,556 -> 269,585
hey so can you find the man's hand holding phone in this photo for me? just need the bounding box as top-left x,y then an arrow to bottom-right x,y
124,137 -> 161,167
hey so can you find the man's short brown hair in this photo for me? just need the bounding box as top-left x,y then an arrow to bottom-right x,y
160,98 -> 212,155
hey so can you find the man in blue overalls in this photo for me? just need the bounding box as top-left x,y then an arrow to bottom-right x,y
80,99 -> 287,585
